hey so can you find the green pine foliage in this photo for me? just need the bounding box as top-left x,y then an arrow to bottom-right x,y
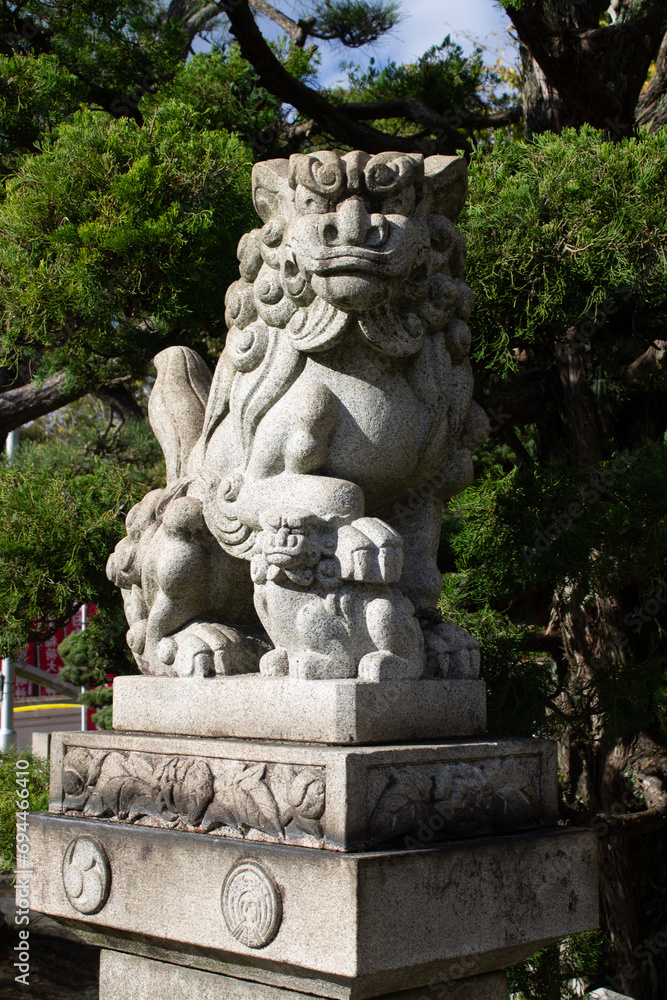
0,102 -> 255,391
310,0 -> 402,47
0,415 -> 165,657
508,932 -> 608,1000
0,750 -> 49,879
447,128 -> 667,749
339,37 -> 514,138
0,53 -> 85,167
461,125 -> 667,372
152,45 -> 320,153
4,2 -> 185,106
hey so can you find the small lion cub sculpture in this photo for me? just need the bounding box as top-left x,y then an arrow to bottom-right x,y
107,150 -> 488,682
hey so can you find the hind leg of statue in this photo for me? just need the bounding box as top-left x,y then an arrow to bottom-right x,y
110,494 -> 265,677
147,496 -> 266,677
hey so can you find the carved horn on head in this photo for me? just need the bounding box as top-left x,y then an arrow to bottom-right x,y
423,156 -> 468,220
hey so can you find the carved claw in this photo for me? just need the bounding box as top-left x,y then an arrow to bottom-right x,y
154,622 -> 263,678
336,517 -> 403,584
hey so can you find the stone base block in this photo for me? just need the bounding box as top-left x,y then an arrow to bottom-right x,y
99,951 -> 507,1000
48,731 -> 558,851
111,675 -> 487,743
27,813 -> 598,999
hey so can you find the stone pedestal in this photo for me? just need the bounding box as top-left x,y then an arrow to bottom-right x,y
98,952 -> 508,1000
27,715 -> 598,1000
111,676 -> 487,743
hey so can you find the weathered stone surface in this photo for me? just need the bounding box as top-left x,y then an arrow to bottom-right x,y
111,675 -> 487,744
106,151 -> 489,689
588,991 -> 633,1000
49,731 -> 557,851
28,813 -> 598,998
98,951 -> 507,1000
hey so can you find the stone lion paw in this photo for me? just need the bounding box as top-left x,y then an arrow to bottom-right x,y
154,622 -> 262,678
336,517 -> 403,584
422,621 -> 480,679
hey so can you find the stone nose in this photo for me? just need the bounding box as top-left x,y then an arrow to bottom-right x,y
319,197 -> 388,248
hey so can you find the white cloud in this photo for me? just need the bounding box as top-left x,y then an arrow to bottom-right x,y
316,0 -> 514,88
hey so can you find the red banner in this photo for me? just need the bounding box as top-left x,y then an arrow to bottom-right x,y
15,605 -> 97,718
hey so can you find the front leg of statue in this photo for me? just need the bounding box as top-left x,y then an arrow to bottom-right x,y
389,485 -> 480,680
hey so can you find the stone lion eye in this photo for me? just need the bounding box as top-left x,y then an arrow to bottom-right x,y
296,186 -> 330,215
382,187 -> 415,217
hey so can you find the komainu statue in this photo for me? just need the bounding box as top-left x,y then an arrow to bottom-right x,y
107,151 -> 489,682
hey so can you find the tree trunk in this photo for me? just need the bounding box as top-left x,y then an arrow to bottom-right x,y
521,46 -> 568,138
551,563 -> 667,999
507,1 -> 665,137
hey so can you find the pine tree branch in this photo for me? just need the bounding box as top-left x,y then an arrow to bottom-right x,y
344,98 -> 522,132
247,0 -> 304,42
0,373 -> 83,437
223,1 -> 481,154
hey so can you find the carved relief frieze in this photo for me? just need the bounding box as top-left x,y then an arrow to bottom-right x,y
368,757 -> 542,845
60,746 -> 325,847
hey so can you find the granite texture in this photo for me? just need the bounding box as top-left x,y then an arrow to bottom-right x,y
27,813 -> 598,998
48,731 -> 558,851
98,951 -> 507,1000
106,150 -> 489,687
588,991 -> 633,1000
111,675 -> 486,743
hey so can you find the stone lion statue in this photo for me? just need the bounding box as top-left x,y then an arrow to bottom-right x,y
107,150 -> 488,682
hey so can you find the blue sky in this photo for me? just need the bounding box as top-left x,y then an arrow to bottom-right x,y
252,0 -> 515,88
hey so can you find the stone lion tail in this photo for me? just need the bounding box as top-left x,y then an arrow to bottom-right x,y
149,347 -> 212,485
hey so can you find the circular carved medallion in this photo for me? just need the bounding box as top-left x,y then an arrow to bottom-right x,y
221,860 -> 282,948
62,836 -> 111,915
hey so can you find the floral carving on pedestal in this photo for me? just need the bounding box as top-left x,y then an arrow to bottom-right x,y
61,748 -> 325,845
369,759 -> 539,845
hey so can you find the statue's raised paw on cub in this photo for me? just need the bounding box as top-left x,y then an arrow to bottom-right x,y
107,150 -> 489,681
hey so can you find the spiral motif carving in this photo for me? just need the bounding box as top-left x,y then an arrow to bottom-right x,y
225,280 -> 257,331
289,151 -> 346,198
226,323 -> 269,372
221,860 -> 282,948
364,151 -> 423,194
62,836 -> 111,915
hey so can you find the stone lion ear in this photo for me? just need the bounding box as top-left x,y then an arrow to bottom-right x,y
423,156 -> 468,219
252,160 -> 290,223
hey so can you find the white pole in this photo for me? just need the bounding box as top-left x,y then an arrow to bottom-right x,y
0,658 -> 16,751
6,428 -> 19,461
80,604 -> 88,731
1,431 -> 19,749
